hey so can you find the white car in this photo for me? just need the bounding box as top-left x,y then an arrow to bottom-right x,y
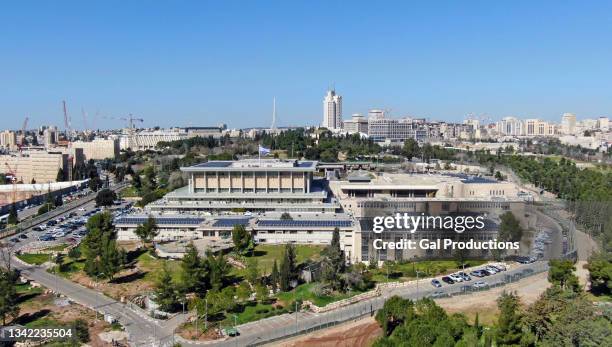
449,273 -> 464,282
78,207 -> 86,211
473,281 -> 488,288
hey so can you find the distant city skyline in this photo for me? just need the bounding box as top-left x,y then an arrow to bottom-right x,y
2,1 -> 612,129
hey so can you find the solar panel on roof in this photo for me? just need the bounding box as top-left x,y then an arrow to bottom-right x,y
257,220 -> 352,228
193,161 -> 233,168
116,217 -> 204,225
212,218 -> 251,227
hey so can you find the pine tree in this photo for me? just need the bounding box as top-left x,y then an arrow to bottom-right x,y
154,265 -> 178,312
7,203 -> 18,225
0,268 -> 20,325
279,244 -> 296,291
180,242 -> 207,294
134,215 -> 158,248
495,292 -> 523,346
81,212 -> 123,280
271,259 -> 279,292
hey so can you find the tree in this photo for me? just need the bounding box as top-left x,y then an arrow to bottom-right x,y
0,268 -> 20,324
246,259 -> 260,286
321,227 -> 346,291
180,242 -> 207,294
7,203 -> 18,225
498,211 -> 523,242
495,171 -> 504,181
81,212 -> 124,279
154,265 -> 178,312
206,251 -> 230,291
95,188 -> 117,207
270,259 -> 280,292
495,292 -> 524,346
548,260 -> 581,292
375,296 -> 415,335
402,139 -> 420,160
279,244 -> 297,291
56,167 -> 65,182
255,283 -> 268,303
73,319 -> 90,343
587,252 -> 612,295
134,215 -> 158,248
231,224 -> 253,255
280,212 -> 293,220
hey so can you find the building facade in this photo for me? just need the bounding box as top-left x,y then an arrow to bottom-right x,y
146,159 -> 340,213
343,114 -> 369,134
71,138 -> 120,160
323,89 -> 342,129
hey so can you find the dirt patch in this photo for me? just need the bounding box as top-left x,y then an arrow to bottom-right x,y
69,267 -> 154,301
435,271 -> 550,325
177,321 -> 224,341
273,317 -> 382,347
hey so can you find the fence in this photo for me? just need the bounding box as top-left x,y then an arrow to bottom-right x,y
224,262 -> 549,347
0,182 -> 128,240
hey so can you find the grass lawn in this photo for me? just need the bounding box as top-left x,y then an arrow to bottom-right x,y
136,251 -> 182,283
44,243 -> 69,252
221,301 -> 289,327
17,253 -> 51,265
276,282 -> 365,307
119,186 -> 139,198
240,244 -> 324,276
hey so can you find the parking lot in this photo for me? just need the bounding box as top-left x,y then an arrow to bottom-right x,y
7,198 -> 133,254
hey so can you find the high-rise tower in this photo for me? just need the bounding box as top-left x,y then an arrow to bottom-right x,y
323,89 -> 342,129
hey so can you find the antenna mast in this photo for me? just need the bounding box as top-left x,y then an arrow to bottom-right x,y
271,97 -> 277,130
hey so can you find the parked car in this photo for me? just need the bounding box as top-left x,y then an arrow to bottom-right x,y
483,268 -> 497,275
429,291 -> 446,298
19,234 -> 28,239
473,281 -> 488,288
431,279 -> 442,288
470,270 -> 486,277
458,272 -> 471,281
441,276 -> 455,284
449,273 -> 464,282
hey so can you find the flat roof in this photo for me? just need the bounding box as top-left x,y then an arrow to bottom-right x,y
257,219 -> 352,228
181,159 -> 317,172
115,215 -> 205,225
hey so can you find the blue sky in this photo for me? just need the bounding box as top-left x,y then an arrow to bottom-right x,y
2,1 -> 612,130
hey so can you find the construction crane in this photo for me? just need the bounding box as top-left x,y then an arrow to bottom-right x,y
20,117 -> 29,147
119,114 -> 144,132
4,162 -> 18,204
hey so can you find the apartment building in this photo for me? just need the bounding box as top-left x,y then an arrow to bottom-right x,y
1,151 -> 71,183
71,138 -> 120,160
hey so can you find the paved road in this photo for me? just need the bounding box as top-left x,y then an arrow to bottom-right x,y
175,261 -> 548,347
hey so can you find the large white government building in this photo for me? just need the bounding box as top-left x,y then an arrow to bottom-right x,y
146,159 -> 339,214
117,159 -> 531,263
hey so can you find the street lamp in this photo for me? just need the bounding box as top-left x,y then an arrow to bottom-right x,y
416,270 -> 424,298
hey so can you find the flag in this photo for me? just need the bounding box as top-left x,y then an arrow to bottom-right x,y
258,145 -> 271,156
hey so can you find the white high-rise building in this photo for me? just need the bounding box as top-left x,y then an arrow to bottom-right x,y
323,89 -> 342,129
496,117 -> 523,136
561,113 -> 577,135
